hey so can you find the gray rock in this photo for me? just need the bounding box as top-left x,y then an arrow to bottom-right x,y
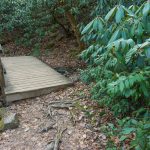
54,67 -> 69,75
0,109 -> 19,131
54,67 -> 76,76
45,142 -> 55,150
70,74 -> 80,83
3,112 -> 19,130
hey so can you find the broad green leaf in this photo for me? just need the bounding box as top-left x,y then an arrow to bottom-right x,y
143,2 -> 150,16
109,29 -> 120,43
93,17 -> 104,31
105,7 -> 117,21
123,6 -> 134,16
131,24 -> 136,37
115,40 -> 120,51
129,5 -> 139,13
125,80 -> 130,88
119,135 -> 127,141
144,124 -> 150,129
121,28 -> 128,39
137,23 -> 144,36
115,6 -> 124,23
127,39 -> 135,48
135,3 -> 145,15
146,47 -> 150,58
81,20 -> 94,34
119,81 -> 124,92
122,128 -> 135,134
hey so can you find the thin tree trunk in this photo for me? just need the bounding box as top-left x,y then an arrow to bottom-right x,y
65,11 -> 85,51
52,13 -> 71,36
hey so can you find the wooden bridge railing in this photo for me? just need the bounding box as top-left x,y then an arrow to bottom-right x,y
0,44 -> 6,104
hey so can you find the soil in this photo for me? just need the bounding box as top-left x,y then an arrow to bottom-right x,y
0,37 -> 107,150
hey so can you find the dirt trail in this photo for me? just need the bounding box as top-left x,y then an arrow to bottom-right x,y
0,39 -> 107,150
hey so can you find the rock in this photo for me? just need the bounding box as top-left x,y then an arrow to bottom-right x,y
0,116 -> 4,131
54,67 -> 75,75
4,112 -> 19,130
45,142 -> 54,150
70,74 -> 80,83
54,67 -> 69,75
0,108 -> 19,132
0,107 -> 6,117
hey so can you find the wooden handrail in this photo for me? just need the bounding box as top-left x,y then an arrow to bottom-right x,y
0,44 -> 6,104
0,58 -> 5,88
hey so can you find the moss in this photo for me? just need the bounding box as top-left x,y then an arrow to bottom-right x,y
0,108 -> 6,131
0,115 -> 4,131
0,107 -> 6,117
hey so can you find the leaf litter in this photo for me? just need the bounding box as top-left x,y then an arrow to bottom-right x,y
0,37 -> 108,150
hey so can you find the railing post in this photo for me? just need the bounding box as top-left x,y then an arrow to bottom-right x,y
0,44 -> 6,104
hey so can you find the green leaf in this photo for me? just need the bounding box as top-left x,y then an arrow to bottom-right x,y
137,23 -> 144,36
131,24 -> 136,37
123,6 -> 134,16
135,3 -> 145,15
109,29 -> 120,43
115,6 -> 124,23
108,123 -> 115,129
143,2 -> 150,16
81,20 -> 94,34
144,124 -> 150,129
120,135 -> 127,141
105,7 -> 117,21
146,47 -> 150,58
125,80 -> 130,88
122,128 -> 135,134
119,81 -> 124,92
93,17 -> 104,31
129,5 -> 139,13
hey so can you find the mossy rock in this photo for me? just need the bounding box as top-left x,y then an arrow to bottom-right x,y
0,115 -> 4,131
0,108 -> 5,131
0,108 -> 19,132
0,107 -> 6,117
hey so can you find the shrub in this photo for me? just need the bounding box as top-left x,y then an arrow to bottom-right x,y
80,1 -> 150,149
103,117 -> 150,150
80,1 -> 150,117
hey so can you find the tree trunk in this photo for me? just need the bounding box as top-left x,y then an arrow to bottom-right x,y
65,11 -> 85,51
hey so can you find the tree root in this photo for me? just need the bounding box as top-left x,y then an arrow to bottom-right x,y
53,127 -> 67,150
48,99 -> 79,109
48,96 -> 86,109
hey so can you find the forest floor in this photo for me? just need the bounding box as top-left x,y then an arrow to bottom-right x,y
0,36 -> 111,150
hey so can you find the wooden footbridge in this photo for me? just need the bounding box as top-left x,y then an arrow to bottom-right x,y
0,55 -> 72,103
